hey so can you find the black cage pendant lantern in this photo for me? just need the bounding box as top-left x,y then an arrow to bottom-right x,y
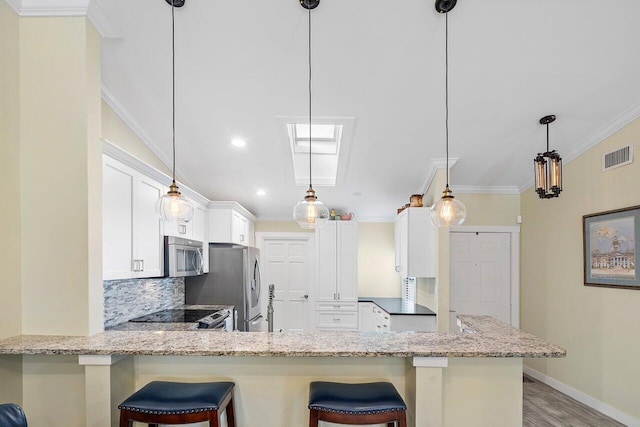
534,115 -> 563,199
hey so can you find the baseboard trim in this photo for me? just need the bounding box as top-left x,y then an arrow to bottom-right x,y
523,365 -> 639,427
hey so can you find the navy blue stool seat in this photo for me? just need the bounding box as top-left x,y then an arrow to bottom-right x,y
118,381 -> 235,427
308,381 -> 407,427
0,404 -> 28,427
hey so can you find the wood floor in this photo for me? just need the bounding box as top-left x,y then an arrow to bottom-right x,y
523,375 -> 625,427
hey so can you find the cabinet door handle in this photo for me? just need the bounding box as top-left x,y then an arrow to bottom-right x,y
179,224 -> 186,234
300,294 -> 309,299
140,259 -> 144,271
333,318 -> 341,322
131,260 -> 138,272
240,234 -> 245,242
337,293 -> 340,300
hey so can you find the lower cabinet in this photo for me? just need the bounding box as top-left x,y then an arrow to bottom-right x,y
358,302 -> 390,331
315,302 -> 358,331
358,302 -> 436,332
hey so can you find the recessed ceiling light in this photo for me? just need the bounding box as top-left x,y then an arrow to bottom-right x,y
231,138 -> 246,148
256,190 -> 266,196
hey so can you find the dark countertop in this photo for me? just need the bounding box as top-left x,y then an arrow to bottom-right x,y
358,297 -> 436,316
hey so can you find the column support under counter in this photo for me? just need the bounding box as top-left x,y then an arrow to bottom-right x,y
412,357 -> 447,427
79,355 -> 134,427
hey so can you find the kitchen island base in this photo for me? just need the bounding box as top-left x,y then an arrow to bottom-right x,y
75,355 -> 522,427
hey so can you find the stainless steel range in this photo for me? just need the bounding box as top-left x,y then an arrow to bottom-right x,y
129,308 -> 232,330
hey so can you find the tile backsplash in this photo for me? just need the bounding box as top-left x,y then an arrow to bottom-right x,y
103,277 -> 185,328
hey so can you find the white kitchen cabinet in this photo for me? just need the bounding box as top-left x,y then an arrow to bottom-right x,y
394,207 -> 436,278
103,156 -> 164,280
358,302 -> 391,332
315,221 -> 358,331
208,202 -> 256,246
358,302 -> 435,332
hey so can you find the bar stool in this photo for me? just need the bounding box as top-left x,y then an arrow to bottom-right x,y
118,381 -> 235,427
0,404 -> 28,427
308,381 -> 407,427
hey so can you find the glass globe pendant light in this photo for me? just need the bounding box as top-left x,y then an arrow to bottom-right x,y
293,0 -> 329,229
430,1 -> 466,227
158,0 -> 194,224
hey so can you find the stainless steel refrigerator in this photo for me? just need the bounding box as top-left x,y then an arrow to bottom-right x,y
185,245 -> 263,331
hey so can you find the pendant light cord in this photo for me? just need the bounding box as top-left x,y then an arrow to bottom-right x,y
171,1 -> 177,184
308,6 -> 313,190
445,12 -> 450,189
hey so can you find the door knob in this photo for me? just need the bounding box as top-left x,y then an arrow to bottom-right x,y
300,294 -> 309,299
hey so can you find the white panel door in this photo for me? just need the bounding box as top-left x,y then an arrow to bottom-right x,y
262,239 -> 312,332
450,232 -> 511,329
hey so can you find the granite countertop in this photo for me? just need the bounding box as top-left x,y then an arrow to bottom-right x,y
0,315 -> 565,358
358,297 -> 436,316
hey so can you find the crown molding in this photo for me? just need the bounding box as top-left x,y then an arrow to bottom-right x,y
419,158 -> 459,194
454,185 -> 521,195
6,0 -> 91,16
87,1 -> 121,38
102,84 -> 175,178
208,201 -> 257,222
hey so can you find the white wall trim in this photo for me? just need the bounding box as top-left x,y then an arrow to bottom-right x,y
523,366 -> 640,427
87,0 -> 121,38
449,226 -> 520,328
7,0 -> 91,16
102,139 -> 210,206
412,357 -> 448,368
78,354 -> 127,366
419,158 -> 458,195
101,83 -> 195,189
454,185 -> 521,195
255,232 -> 314,241
208,201 -> 257,222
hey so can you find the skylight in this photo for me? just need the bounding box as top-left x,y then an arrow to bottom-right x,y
292,124 -> 342,155
276,116 -> 355,187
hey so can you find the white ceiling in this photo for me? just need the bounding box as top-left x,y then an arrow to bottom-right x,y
97,0 -> 640,220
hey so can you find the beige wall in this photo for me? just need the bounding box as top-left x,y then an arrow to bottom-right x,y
0,1 -> 23,404
358,223 -> 402,297
0,0 -> 22,341
255,221 -> 401,296
19,16 -> 102,336
102,100 -> 173,177
521,118 -> 640,421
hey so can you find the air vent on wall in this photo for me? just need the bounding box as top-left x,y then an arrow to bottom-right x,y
602,145 -> 633,171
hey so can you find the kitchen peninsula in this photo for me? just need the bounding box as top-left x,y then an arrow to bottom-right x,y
0,315 -> 564,427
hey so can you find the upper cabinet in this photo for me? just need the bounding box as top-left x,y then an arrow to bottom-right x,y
102,141 -> 212,280
394,207 -> 436,278
103,155 -> 164,280
208,202 -> 257,246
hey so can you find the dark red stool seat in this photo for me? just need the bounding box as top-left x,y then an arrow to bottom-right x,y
118,381 -> 235,427
308,381 -> 407,426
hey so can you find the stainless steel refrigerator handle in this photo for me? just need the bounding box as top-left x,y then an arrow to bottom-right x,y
254,259 -> 261,302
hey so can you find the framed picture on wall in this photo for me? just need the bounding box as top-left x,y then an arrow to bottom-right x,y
583,205 -> 639,289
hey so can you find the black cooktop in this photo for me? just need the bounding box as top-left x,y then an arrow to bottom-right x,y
129,309 -> 219,323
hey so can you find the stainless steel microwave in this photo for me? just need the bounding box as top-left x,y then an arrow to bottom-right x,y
164,236 -> 204,277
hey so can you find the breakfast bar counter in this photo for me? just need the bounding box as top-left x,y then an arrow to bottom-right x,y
0,316 -> 565,427
0,316 -> 563,358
